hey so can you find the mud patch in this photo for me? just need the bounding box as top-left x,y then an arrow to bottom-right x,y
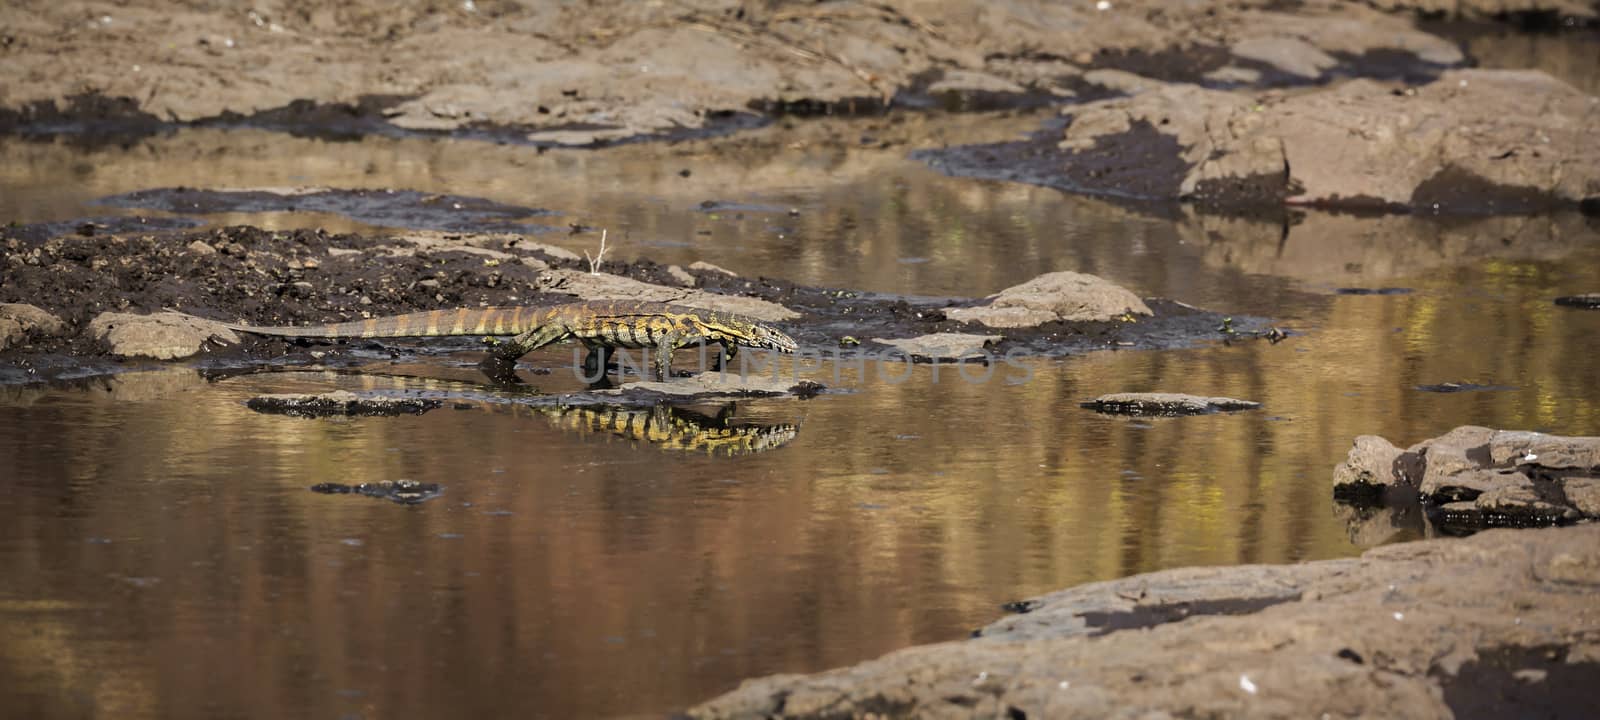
1437,644 -> 1600,720
98,187 -> 557,234
1076,595 -> 1299,637
4,216 -> 206,244
913,119 -> 1189,206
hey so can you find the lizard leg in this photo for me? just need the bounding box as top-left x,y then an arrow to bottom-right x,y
654,334 -> 679,382
581,344 -> 614,380
482,324 -> 569,379
713,341 -> 739,372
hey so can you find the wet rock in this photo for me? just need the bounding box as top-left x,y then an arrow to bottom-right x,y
1413,425 -> 1498,496
1082,393 -> 1260,416
245,390 -> 443,417
1563,478 -> 1600,516
1488,430 -> 1600,469
871,333 -> 1001,362
85,311 -> 239,360
309,480 -> 444,505
689,524 -> 1600,720
1554,294 -> 1600,309
1331,435 -> 1411,500
0,303 -> 66,351
539,268 -> 799,322
1053,69 -> 1599,211
1335,426 -> 1600,533
947,271 -> 1152,328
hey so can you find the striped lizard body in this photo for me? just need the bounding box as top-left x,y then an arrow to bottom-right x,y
213,300 -> 798,381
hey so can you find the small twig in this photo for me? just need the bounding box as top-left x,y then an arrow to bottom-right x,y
584,229 -> 609,274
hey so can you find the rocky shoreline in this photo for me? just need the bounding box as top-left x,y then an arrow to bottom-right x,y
689,523 -> 1600,718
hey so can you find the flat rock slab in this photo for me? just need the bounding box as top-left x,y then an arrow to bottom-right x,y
871,333 -> 1001,362
1333,426 -> 1600,531
690,524 -> 1600,719
309,480 -> 444,505
595,372 -> 824,403
540,269 -> 799,322
246,390 -> 443,418
1083,393 -> 1261,416
946,271 -> 1153,328
1554,294 -> 1600,309
86,311 -> 239,360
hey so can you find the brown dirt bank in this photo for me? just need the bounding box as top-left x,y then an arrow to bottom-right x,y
688,523 -> 1600,719
0,223 -> 1265,382
2,1 -> 1579,145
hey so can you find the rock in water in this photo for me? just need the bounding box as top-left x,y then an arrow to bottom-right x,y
948,271 -> 1152,328
1082,393 -> 1260,416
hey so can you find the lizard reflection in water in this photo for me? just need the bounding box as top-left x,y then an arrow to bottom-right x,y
532,403 -> 798,457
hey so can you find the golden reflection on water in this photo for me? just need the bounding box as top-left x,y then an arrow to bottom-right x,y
5,250 -> 1599,717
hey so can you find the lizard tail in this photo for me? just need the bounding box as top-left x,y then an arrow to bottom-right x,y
185,307 -> 544,339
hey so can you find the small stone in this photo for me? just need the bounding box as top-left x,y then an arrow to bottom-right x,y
186,240 -> 217,256
665,265 -> 697,287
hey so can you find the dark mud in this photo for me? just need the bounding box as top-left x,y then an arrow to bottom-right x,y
98,188 -> 558,234
912,119 -> 1197,212
4,215 -> 206,243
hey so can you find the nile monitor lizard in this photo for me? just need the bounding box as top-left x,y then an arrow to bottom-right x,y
208,300 -> 798,381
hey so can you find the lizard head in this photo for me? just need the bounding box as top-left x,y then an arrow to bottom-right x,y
747,323 -> 798,353
704,316 -> 798,353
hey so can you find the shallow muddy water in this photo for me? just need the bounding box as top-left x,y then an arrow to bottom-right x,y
3,117 -> 1600,718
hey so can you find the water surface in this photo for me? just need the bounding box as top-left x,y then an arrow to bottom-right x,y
2,117 -> 1599,718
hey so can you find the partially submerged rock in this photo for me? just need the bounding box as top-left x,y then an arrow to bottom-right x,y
1333,426 -> 1600,531
539,268 -> 799,322
245,390 -> 443,418
0,303 -> 65,351
309,480 -> 444,505
85,311 -> 239,360
947,271 -> 1152,328
597,371 -> 824,403
1056,69 -> 1600,211
690,524 -> 1600,719
872,333 -> 1001,362
1331,435 -> 1418,501
1083,393 -> 1261,416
